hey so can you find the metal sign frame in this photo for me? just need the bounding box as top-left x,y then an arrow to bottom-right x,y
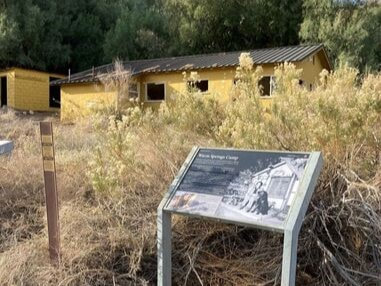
0,140 -> 13,156
157,146 -> 323,286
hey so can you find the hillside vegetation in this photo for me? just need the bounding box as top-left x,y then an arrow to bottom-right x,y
0,0 -> 380,73
0,61 -> 380,285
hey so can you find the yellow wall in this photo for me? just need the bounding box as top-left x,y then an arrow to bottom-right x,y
137,67 -> 237,110
59,50 -> 329,120
0,68 -> 64,112
60,83 -> 116,121
295,52 -> 326,90
137,54 -> 326,110
137,65 -> 283,110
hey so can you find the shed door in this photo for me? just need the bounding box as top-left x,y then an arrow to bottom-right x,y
0,77 -> 7,107
49,77 -> 61,108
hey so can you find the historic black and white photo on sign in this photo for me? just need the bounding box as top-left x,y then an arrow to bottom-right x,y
165,149 -> 309,228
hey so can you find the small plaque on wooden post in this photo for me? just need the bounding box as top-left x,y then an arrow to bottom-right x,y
40,122 -> 60,266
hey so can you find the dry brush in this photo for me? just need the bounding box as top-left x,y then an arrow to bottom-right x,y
0,59 -> 380,285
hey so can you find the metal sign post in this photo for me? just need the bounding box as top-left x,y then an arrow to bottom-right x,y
40,122 -> 60,266
157,147 -> 323,286
281,152 -> 322,285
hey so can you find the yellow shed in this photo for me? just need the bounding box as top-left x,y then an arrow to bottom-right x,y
52,44 -> 331,121
0,67 -> 64,112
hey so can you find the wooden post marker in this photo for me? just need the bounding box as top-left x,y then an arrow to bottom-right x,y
40,122 -> 60,266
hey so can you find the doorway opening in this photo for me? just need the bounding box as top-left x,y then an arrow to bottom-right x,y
0,76 -> 7,107
49,77 -> 60,108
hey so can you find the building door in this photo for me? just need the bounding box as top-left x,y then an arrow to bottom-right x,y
0,76 -> 7,107
49,77 -> 61,108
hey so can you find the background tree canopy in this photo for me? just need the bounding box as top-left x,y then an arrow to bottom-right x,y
0,0 -> 379,74
300,0 -> 381,72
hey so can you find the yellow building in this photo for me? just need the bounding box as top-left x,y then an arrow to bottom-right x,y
52,44 -> 331,121
0,67 -> 64,112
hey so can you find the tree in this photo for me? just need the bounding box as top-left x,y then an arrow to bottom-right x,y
0,0 -> 119,73
57,0 -> 120,72
0,0 -> 70,71
103,0 -> 169,62
163,0 -> 303,55
0,0 -> 378,74
300,0 -> 381,71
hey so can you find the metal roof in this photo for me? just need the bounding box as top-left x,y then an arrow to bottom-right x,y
52,44 -> 328,86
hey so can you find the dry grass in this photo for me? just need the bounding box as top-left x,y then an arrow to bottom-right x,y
0,62 -> 380,285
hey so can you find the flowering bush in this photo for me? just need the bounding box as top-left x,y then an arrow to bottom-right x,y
87,58 -> 381,284
218,53 -> 269,148
159,71 -> 224,137
88,115 -> 138,195
86,59 -> 381,284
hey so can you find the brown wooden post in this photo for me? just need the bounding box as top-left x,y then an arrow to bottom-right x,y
40,122 -> 60,266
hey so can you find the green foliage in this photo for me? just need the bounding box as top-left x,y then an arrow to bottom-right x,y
0,0 -> 379,73
0,0 -> 118,72
300,0 -> 381,72
0,0 -> 70,71
103,0 -> 169,62
164,0 -> 303,55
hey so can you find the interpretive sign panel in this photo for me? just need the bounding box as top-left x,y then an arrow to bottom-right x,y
157,147 -> 323,286
164,148 -> 310,231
